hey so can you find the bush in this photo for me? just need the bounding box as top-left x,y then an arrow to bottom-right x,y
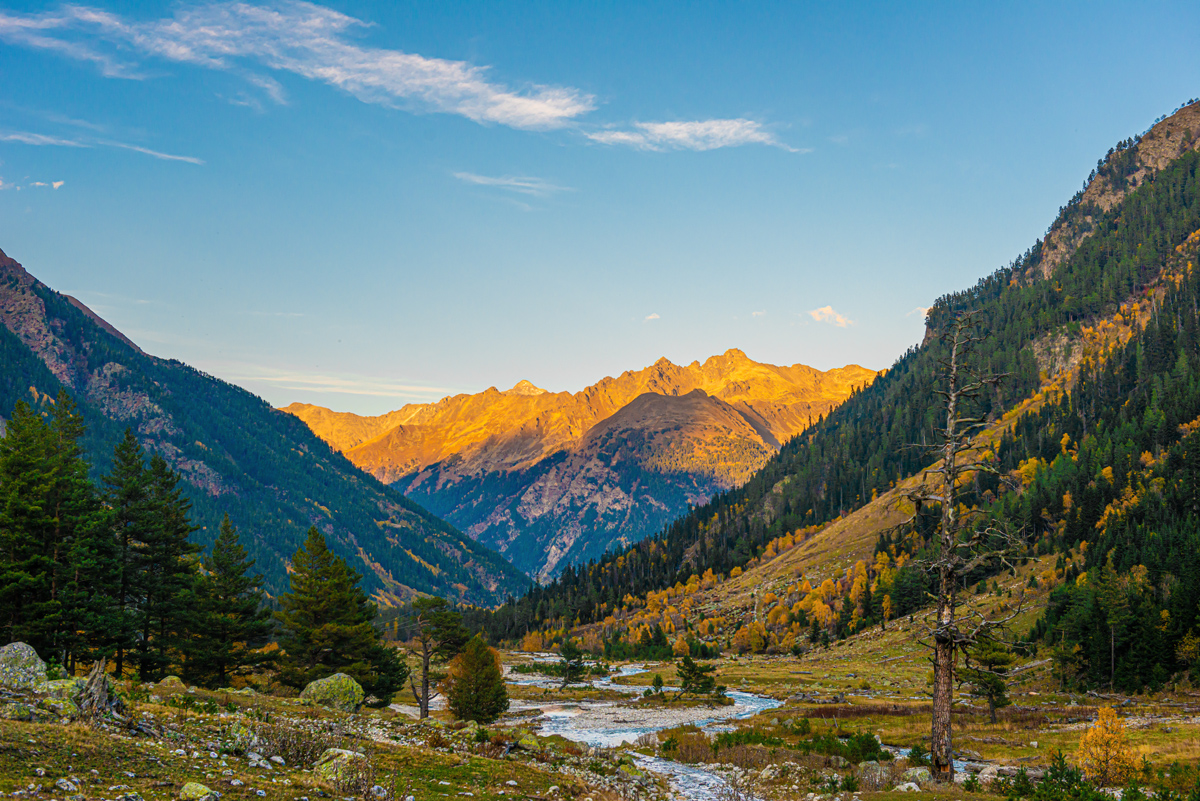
444,635 -> 509,724
1077,708 -> 1137,787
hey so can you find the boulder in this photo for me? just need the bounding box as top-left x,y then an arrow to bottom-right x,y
516,733 -> 541,752
0,701 -> 36,721
158,675 -> 187,692
314,748 -> 369,784
0,643 -> 47,689
829,755 -> 850,768
902,767 -> 934,786
858,761 -> 891,787
301,673 -> 365,713
896,782 -> 922,792
179,782 -> 216,800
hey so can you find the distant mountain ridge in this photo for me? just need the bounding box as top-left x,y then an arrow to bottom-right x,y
286,352 -> 877,580
0,248 -> 529,605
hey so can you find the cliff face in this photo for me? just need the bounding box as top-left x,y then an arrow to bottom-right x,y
0,247 -> 529,604
287,351 -> 877,580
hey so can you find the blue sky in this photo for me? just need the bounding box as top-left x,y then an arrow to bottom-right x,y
2,1 -> 1198,414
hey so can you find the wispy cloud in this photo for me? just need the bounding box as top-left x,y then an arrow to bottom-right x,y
29,181 -> 66,188
751,310 -> 766,317
1,128 -> 203,163
453,172 -> 572,197
587,119 -> 804,152
808,305 -> 853,328
0,131 -> 87,147
218,364 -> 455,400
906,306 -> 930,318
104,142 -> 205,164
644,313 -> 660,321
0,2 -> 595,130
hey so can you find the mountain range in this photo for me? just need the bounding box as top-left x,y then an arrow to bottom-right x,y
0,248 -> 529,605
285,353 -> 876,580
485,98 -> 1200,687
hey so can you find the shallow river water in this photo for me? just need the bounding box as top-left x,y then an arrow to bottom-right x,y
508,660 -> 783,799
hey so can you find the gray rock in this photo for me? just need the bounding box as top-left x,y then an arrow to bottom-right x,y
300,673 -> 365,713
0,643 -> 47,689
179,782 -> 215,801
902,767 -> 933,786
313,748 -> 369,784
857,761 -> 891,787
896,782 -> 922,792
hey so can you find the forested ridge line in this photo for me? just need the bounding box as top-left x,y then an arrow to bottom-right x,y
473,106 -> 1200,643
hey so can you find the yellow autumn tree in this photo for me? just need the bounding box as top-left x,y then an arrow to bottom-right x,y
520,631 -> 545,652
673,635 -> 690,657
1077,707 -> 1136,787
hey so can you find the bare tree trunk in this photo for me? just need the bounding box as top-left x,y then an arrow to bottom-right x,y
930,324 -> 962,784
931,569 -> 956,783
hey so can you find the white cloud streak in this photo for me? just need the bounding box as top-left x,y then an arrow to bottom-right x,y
644,313 -> 660,321
751,310 -> 766,317
1,128 -> 203,164
0,131 -> 87,146
453,172 -> 571,197
808,305 -> 853,328
587,119 -> 804,152
0,2 -> 595,130
221,364 -> 455,399
104,141 -> 205,164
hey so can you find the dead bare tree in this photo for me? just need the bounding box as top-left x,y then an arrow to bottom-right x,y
897,311 -> 1026,783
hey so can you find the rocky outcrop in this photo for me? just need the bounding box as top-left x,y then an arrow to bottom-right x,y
1033,101 -> 1200,280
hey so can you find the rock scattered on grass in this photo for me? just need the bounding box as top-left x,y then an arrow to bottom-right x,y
300,673 -> 365,713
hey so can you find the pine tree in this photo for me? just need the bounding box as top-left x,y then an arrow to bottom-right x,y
103,429 -> 154,679
405,596 -> 468,718
960,638 -> 1016,723
275,527 -> 408,703
558,639 -> 586,689
675,654 -> 718,699
0,401 -> 58,649
444,634 -> 508,724
0,394 -> 111,668
46,392 -> 115,672
134,454 -> 200,681
183,515 -> 274,688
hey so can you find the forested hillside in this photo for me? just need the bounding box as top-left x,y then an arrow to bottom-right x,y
476,100 -> 1200,678
0,249 -> 529,605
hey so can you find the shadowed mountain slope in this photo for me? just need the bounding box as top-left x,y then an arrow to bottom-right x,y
0,248 -> 529,605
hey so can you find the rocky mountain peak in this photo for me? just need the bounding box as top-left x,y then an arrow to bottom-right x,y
503,379 -> 548,396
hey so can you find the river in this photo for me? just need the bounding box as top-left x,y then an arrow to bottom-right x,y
508,660 -> 782,799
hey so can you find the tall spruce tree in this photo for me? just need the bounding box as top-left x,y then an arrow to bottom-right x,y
103,429 -> 153,678
182,514 -> 273,687
134,454 -> 200,681
0,401 -> 59,650
275,527 -> 407,703
0,394 -> 111,668
45,392 -> 115,672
